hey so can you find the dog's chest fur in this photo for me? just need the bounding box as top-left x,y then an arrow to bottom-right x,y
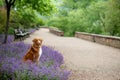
38,47 -> 42,60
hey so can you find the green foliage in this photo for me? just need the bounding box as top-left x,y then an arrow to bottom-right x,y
8,0 -> 55,33
2,0 -> 56,43
0,0 -> 4,6
47,0 -> 120,37
8,27 -> 14,34
105,0 -> 120,36
15,0 -> 56,15
0,8 -> 6,34
9,8 -> 45,31
36,18 -> 45,26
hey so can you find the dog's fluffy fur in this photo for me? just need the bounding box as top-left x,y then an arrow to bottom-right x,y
23,38 -> 43,64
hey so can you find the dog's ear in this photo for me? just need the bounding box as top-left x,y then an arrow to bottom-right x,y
32,38 -> 37,42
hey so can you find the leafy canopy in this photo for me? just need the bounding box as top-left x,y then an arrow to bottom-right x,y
15,0 -> 56,15
47,0 -> 120,37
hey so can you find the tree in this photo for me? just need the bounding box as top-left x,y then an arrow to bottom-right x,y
3,0 -> 15,43
105,0 -> 120,36
15,0 -> 56,15
3,0 -> 55,43
47,0 -> 110,36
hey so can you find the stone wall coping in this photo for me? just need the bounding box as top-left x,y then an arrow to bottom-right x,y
49,28 -> 64,36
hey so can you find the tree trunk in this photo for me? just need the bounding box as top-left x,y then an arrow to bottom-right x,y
3,0 -> 15,44
3,6 -> 10,43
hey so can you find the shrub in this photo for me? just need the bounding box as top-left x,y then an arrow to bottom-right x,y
36,18 -> 45,26
0,42 -> 70,80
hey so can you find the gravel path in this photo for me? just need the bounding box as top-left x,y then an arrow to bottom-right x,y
24,28 -> 120,80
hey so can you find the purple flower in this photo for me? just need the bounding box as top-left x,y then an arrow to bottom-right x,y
0,34 -> 14,43
0,42 -> 70,80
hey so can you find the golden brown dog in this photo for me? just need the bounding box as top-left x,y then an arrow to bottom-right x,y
23,38 -> 43,64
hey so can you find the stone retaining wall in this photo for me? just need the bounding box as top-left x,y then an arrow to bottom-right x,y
75,32 -> 120,49
49,28 -> 64,36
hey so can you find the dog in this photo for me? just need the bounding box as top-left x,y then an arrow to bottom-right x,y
23,38 -> 43,64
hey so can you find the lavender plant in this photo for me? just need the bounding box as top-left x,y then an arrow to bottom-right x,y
0,34 -> 14,43
0,42 -> 70,80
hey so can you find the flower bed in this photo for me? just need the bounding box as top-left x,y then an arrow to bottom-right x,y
0,34 -> 14,43
0,42 -> 70,80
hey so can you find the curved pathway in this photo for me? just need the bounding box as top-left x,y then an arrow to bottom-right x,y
24,28 -> 120,80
